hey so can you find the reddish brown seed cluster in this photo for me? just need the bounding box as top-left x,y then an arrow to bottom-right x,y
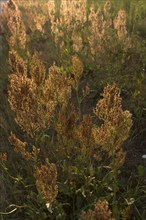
80,200 -> 115,220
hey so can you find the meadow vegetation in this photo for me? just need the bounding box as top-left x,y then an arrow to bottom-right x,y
0,0 -> 146,219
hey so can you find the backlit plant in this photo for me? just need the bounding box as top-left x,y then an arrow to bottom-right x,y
6,48 -> 133,218
0,0 -> 145,219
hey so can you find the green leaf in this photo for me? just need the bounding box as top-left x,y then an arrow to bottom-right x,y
137,165 -> 146,177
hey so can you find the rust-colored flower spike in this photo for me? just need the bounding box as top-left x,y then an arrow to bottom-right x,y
0,153 -> 7,162
88,4 -> 106,56
110,149 -> 126,171
34,159 -> 58,204
94,84 -> 126,125
7,0 -> 17,10
94,200 -> 115,220
72,34 -> 83,52
49,0 -> 87,44
8,50 -> 71,137
2,0 -> 26,49
9,132 -> 40,161
96,84 -> 132,130
8,71 -> 56,137
71,56 -> 83,86
29,54 -> 46,85
104,0 -> 111,15
9,50 -> 27,76
76,115 -> 94,153
9,132 -> 31,160
80,200 -> 115,220
80,209 -> 94,220
8,73 -> 39,136
92,84 -> 132,157
114,9 -> 127,40
44,64 -> 71,107
122,206 -> 133,220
